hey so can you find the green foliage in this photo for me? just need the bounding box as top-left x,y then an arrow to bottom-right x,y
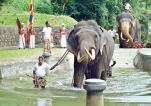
1,0 -> 151,42
35,0 -> 53,14
0,14 -> 77,27
5,0 -> 53,14
0,0 -> 5,9
0,48 -> 43,58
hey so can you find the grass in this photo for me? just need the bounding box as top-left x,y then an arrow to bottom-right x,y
0,3 -> 78,27
0,48 -> 43,59
0,13 -> 78,27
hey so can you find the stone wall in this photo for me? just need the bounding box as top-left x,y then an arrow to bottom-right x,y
133,49 -> 151,71
0,26 -> 73,47
0,53 -> 74,79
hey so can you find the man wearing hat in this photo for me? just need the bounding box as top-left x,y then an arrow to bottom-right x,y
60,23 -> 67,48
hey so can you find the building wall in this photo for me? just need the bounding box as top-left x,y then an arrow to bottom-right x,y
0,26 -> 73,47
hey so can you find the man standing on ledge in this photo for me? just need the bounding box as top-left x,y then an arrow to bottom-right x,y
60,23 -> 67,48
33,56 -> 53,88
42,21 -> 52,53
19,23 -> 26,49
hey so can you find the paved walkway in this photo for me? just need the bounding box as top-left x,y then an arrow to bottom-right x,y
0,45 -> 149,68
0,48 -> 67,65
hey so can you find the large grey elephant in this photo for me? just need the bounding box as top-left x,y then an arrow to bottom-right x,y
67,20 -> 114,87
116,12 -> 141,48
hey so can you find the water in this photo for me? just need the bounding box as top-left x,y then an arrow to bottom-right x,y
0,68 -> 151,106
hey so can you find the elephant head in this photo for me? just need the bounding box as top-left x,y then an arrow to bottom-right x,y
116,12 -> 138,48
67,20 -> 114,87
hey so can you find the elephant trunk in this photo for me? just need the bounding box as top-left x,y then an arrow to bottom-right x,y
121,22 -> 133,48
77,41 -> 96,65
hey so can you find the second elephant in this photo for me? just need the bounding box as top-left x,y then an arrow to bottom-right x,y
116,12 -> 141,48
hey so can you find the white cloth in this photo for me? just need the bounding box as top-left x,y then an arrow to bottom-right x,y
19,34 -> 25,48
108,30 -> 118,38
124,3 -> 131,10
34,62 -> 51,77
42,27 -> 52,39
30,35 -> 35,48
110,57 -> 115,66
60,34 -> 67,47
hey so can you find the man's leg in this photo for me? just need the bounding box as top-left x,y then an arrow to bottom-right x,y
44,39 -> 47,52
48,39 -> 52,53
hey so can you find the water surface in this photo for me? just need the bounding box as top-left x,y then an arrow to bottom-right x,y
0,68 -> 151,106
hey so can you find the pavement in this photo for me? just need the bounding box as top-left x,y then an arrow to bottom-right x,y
0,44 -> 149,68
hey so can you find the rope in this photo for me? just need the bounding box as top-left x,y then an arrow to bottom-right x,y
50,49 -> 69,70
58,49 -> 69,65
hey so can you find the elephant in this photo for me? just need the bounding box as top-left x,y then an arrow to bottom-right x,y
116,12 -> 141,48
67,20 -> 114,87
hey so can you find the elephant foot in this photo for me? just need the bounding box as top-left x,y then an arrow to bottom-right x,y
73,82 -> 81,88
107,71 -> 112,76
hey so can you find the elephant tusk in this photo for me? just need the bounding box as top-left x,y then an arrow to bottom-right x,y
126,39 -> 129,42
120,32 -> 127,40
84,47 -> 95,60
121,32 -> 129,42
77,51 -> 87,62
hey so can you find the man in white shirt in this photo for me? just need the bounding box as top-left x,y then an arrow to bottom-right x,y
107,57 -> 116,76
42,21 -> 53,53
108,26 -> 118,41
123,1 -> 131,12
33,56 -> 53,88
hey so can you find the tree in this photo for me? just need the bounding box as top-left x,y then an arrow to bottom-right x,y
0,0 -> 6,9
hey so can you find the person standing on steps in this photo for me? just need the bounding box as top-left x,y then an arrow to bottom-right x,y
60,23 -> 67,48
28,26 -> 35,49
19,23 -> 26,49
42,21 -> 52,53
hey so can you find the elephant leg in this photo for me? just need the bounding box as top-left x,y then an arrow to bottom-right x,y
73,56 -> 85,88
118,30 -> 124,48
94,47 -> 109,80
101,70 -> 107,80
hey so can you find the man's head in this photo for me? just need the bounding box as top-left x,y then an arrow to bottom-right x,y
122,1 -> 126,5
21,23 -> 24,27
45,21 -> 50,27
110,26 -> 113,30
62,23 -> 65,27
38,56 -> 44,64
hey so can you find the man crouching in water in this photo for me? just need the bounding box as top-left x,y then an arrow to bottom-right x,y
33,56 -> 53,88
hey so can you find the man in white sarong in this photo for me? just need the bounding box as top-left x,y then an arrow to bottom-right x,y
42,21 -> 52,53
19,23 -> 26,49
28,26 -> 35,49
60,23 -> 67,48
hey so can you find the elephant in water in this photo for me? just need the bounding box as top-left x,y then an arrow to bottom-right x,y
67,20 -> 114,87
116,12 -> 141,48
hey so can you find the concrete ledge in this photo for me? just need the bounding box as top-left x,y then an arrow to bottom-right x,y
133,48 -> 151,71
0,49 -> 74,79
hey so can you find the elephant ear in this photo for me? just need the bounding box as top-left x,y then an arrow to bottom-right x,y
116,16 -> 120,27
67,29 -> 77,56
100,34 -> 106,55
99,27 -> 106,55
131,19 -> 136,28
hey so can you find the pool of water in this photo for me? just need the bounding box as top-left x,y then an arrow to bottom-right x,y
0,68 -> 151,106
